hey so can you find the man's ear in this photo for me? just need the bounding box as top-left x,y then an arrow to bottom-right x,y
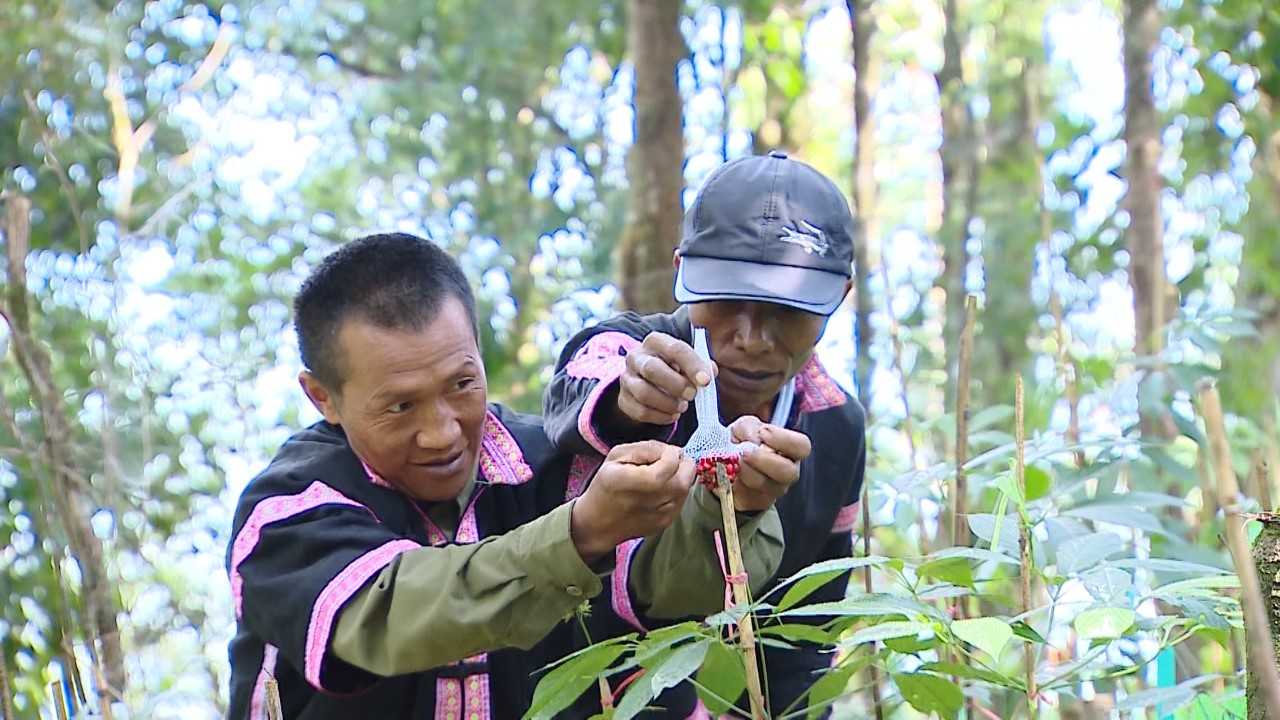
299,371 -> 342,425
672,250 -> 682,270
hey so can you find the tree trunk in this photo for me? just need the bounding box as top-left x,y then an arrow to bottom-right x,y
3,196 -> 128,706
1251,518 -> 1280,720
617,0 -> 685,314
936,0 -> 976,410
1122,0 -> 1169,437
849,0 -> 877,412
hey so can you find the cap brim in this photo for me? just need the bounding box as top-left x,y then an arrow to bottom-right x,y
673,257 -> 847,316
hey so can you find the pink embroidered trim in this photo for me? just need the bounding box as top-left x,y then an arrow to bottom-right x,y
570,333 -> 640,455
564,454 -> 603,501
230,481 -> 367,617
479,410 -> 533,485
249,644 -> 279,720
360,459 -> 394,489
435,677 -> 462,720
464,668 -> 491,720
457,497 -> 480,544
612,539 -> 646,632
831,502 -> 860,534
303,538 -> 421,689
565,332 -> 640,381
794,356 -> 847,413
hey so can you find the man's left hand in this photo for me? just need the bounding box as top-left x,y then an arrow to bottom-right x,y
726,416 -> 811,512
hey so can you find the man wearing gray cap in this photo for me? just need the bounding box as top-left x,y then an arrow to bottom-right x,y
544,151 -> 868,718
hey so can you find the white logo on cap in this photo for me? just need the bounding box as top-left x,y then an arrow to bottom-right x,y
778,221 -> 829,256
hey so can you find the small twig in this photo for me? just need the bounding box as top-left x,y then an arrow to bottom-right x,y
717,464 -> 766,719
1016,376 -> 1037,719
1198,382 -> 1280,717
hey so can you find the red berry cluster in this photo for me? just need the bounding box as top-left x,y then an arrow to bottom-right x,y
695,454 -> 740,489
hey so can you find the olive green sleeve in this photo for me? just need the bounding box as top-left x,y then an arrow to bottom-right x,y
627,484 -> 785,619
330,501 -> 602,676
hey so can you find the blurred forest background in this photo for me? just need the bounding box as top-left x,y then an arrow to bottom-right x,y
1,0 -> 1278,717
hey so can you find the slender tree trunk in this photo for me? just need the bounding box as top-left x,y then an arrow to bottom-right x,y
936,0 -> 976,410
1122,0 -> 1170,437
618,0 -> 685,314
3,196 -> 128,706
849,0 -> 877,412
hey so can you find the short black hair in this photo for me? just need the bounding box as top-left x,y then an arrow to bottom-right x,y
294,233 -> 478,389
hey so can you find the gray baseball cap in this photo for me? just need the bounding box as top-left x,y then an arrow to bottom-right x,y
674,150 -> 855,316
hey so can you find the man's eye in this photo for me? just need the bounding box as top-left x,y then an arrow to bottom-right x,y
387,401 -> 413,414
456,377 -> 476,390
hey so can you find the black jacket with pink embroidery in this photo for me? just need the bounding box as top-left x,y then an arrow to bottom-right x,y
543,307 -> 867,718
224,404 -> 593,720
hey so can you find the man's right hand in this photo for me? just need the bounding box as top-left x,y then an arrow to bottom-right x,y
615,332 -> 716,426
570,441 -> 696,562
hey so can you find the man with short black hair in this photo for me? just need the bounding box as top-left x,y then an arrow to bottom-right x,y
544,152 -> 867,718
226,233 -> 787,718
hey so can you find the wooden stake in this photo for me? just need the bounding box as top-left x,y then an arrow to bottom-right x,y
1199,383 -> 1280,718
860,481 -> 884,720
717,464 -> 767,719
953,294 -> 977,547
1016,377 -> 1037,719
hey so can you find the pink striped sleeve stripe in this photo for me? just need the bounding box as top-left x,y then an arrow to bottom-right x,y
229,481 -> 368,617
303,538 -> 421,689
612,538 -> 647,632
831,502 -> 860,534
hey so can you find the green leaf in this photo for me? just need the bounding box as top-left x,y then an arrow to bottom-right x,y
951,617 -> 1013,661
1055,531 -> 1126,575
1115,685 -> 1197,712
968,513 -> 1020,555
919,661 -> 1017,688
1025,465 -> 1052,501
1081,567 -> 1133,603
1064,505 -> 1167,534
615,640 -> 710,720
893,672 -> 963,720
524,643 -> 628,720
776,570 -> 844,612
918,556 -> 975,588
1074,607 -> 1136,640
693,641 -> 745,716
1111,558 -> 1230,575
767,556 -> 888,608
805,658 -> 868,720
1010,620 -> 1047,644
841,621 -> 933,647
758,623 -> 834,645
925,547 -> 1019,565
780,594 -> 946,622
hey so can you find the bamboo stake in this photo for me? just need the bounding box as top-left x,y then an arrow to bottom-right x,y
1199,383 -> 1280,718
1016,377 -> 1037,719
953,294 -> 977,547
717,464 -> 767,719
1251,452 -> 1273,512
860,483 -> 884,720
